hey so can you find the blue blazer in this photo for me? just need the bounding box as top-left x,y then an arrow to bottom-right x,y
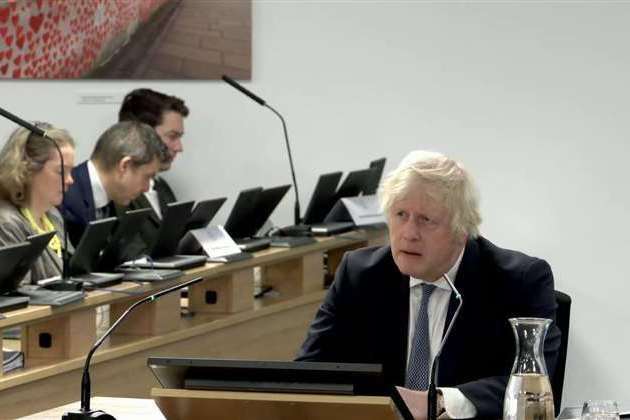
296,237 -> 561,418
59,161 -> 97,247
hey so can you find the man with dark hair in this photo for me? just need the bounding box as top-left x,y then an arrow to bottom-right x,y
118,89 -> 190,251
60,121 -> 166,247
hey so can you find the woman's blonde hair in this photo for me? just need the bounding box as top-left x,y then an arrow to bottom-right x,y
0,123 -> 75,206
379,150 -> 482,238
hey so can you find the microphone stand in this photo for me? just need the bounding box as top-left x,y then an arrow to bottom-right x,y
221,75 -> 304,228
0,106 -> 73,284
63,276 -> 203,420
427,273 -> 463,420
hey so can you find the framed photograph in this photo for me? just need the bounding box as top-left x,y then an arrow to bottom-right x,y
0,0 -> 251,79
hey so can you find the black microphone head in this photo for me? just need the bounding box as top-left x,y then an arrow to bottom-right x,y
222,74 -> 266,106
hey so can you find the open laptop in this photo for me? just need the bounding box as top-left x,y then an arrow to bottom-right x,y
125,201 -> 206,270
228,185 -> 302,251
186,197 -> 227,231
364,157 -> 386,195
9,232 -> 86,306
0,242 -> 33,312
96,208 -> 153,272
223,187 -> 271,252
59,218 -> 125,288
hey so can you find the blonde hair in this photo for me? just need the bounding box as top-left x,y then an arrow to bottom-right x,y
0,123 -> 75,206
379,150 -> 482,238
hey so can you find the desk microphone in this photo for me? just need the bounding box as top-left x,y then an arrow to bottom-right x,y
0,106 -> 74,284
62,276 -> 203,420
222,75 -> 302,226
427,273 -> 463,420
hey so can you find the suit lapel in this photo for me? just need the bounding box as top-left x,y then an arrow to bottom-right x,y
386,252 -> 411,386
75,162 -> 96,222
438,238 -> 481,386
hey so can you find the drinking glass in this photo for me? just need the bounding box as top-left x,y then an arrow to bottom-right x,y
581,400 -> 620,420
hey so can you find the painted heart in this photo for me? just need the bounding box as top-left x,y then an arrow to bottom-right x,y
43,32 -> 49,43
16,35 -> 24,49
11,14 -> 17,26
12,68 -> 21,78
4,35 -> 12,46
29,14 -> 44,33
0,63 -> 7,75
0,7 -> 9,24
13,54 -> 20,65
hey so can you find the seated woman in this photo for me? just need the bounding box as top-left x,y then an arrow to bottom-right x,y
0,123 -> 75,284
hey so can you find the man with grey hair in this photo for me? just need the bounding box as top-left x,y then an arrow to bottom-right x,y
297,150 -> 560,419
60,121 -> 167,247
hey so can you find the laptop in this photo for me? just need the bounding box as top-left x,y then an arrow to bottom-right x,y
125,201 -> 207,270
96,208 -> 153,272
11,232 -> 85,306
273,172 -> 346,239
223,187 -> 272,252
364,157 -> 386,195
335,168 -> 375,199
186,197 -> 227,231
65,218 -> 124,288
231,185 -> 295,251
0,242 -> 33,312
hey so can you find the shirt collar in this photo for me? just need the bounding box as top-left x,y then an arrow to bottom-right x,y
409,246 -> 465,291
87,160 -> 110,209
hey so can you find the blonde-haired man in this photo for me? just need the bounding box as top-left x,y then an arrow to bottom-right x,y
297,150 -> 560,419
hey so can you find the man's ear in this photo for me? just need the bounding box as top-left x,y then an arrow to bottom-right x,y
117,156 -> 133,174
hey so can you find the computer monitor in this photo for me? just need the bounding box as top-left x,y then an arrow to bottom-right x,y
336,168 -> 375,199
0,232 -> 56,291
150,200 -> 195,259
302,172 -> 343,225
364,157 -> 386,195
97,208 -> 153,271
148,357 -> 388,396
186,197 -> 227,231
223,187 -> 264,239
69,218 -> 117,275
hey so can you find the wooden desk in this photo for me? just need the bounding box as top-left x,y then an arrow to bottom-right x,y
19,397 -> 165,419
0,228 -> 388,418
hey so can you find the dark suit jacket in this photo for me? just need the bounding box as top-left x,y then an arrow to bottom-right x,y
126,176 -> 177,257
59,161 -> 97,247
296,237 -> 560,418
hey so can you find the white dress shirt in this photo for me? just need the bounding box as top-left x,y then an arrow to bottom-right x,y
143,178 -> 162,219
406,248 -> 477,418
87,160 -> 110,218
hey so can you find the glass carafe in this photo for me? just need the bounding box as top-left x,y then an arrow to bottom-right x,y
503,317 -> 554,420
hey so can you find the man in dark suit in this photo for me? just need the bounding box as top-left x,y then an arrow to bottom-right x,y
60,121 -> 166,248
296,151 -> 560,419
117,88 -> 189,250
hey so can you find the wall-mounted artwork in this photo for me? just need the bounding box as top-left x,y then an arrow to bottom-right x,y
0,0 -> 251,79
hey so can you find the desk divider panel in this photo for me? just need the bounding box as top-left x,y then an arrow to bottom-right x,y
262,251 -> 325,300
188,269 -> 255,314
22,308 -> 96,363
109,292 -> 180,336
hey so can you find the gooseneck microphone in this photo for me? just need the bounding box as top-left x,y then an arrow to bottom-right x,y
427,273 -> 463,420
0,106 -> 71,280
63,276 -> 204,420
221,75 -> 302,225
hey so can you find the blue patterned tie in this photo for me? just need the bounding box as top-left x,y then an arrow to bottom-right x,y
406,283 -> 437,390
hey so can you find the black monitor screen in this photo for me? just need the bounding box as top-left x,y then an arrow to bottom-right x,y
364,157 -> 386,195
148,357 -> 388,396
69,217 -> 117,275
97,208 -> 152,270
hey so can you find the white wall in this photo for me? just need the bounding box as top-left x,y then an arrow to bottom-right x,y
1,1 -> 629,407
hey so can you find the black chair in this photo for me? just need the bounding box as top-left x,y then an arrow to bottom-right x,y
552,290 -> 572,416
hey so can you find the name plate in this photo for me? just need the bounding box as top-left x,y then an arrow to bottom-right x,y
189,226 -> 242,259
341,195 -> 385,226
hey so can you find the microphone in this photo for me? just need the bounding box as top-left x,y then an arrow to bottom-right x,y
222,75 -> 302,226
427,273 -> 463,420
62,276 -> 204,420
0,106 -> 73,284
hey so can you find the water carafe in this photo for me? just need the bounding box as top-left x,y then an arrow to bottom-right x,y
503,317 -> 554,420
